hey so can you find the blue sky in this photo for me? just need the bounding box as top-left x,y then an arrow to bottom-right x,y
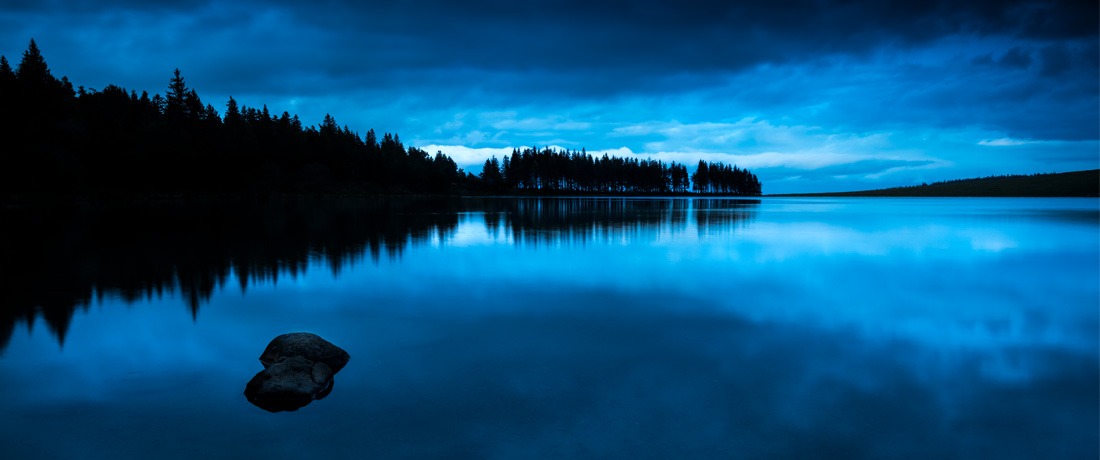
1,0 -> 1096,193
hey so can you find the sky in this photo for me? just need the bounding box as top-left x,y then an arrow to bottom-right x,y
1,0 -> 1097,193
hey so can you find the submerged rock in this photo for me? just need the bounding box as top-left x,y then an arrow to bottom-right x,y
244,333 -> 349,412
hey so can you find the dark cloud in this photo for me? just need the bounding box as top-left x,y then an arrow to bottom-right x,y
250,0 -> 1097,84
0,0 -> 1095,186
1016,0 -> 1100,39
19,0 -> 212,13
1003,47 -> 1033,69
5,0 -> 1094,96
7,0 -> 1097,75
1039,43 -> 1074,77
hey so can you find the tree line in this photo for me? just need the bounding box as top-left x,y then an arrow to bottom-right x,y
690,160 -> 762,195
0,39 -> 761,198
473,149 -> 761,195
475,147 -> 695,194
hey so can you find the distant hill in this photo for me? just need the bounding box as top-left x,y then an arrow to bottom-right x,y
774,170 -> 1099,197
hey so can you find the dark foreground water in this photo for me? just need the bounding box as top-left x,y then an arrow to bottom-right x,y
1,197 -> 1097,459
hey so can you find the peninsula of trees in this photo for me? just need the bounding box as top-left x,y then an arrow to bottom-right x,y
0,40 -> 761,199
478,149 -> 761,195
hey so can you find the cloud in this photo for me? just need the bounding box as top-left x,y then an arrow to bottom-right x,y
490,116 -> 591,132
422,141 -> 948,194
973,46 -> 1033,69
0,0 -> 1095,194
999,46 -> 1034,68
979,138 -> 1035,146
1039,43 -> 1074,77
794,159 -> 938,178
636,152 -> 945,185
5,0 -> 1096,98
418,145 -> 518,169
608,119 -> 898,159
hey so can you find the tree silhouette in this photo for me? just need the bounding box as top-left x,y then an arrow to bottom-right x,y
480,156 -> 504,192
164,68 -> 189,120
225,96 -> 242,124
16,39 -> 52,86
0,55 -> 15,118
489,147 -> 759,195
0,55 -> 14,89
0,38 -> 762,199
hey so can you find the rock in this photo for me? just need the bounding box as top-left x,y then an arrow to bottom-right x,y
258,332 -> 350,373
244,333 -> 349,412
245,356 -> 327,400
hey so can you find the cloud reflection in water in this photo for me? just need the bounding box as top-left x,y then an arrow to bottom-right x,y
0,197 -> 1095,458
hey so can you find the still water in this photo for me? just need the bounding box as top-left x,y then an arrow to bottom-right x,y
1,197 -> 1096,459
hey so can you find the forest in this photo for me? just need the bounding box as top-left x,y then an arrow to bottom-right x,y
0,40 -> 761,198
477,149 -> 761,195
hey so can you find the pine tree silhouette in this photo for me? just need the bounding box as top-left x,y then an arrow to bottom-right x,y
165,68 -> 189,120
16,39 -> 52,86
0,37 -> 763,199
0,55 -> 14,87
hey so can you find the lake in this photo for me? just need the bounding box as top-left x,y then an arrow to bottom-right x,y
1,196 -> 1096,459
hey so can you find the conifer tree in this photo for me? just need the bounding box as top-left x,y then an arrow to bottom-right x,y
184,89 -> 204,121
0,55 -> 14,104
150,94 -> 166,113
364,129 -> 377,150
0,56 -> 15,85
225,96 -> 243,127
16,39 -> 52,86
692,160 -> 709,192
165,68 -> 188,119
480,156 -> 503,192
59,76 -> 74,96
202,104 -> 220,124
321,113 -> 338,136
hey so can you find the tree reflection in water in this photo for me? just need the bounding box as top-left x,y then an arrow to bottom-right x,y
0,197 -> 757,351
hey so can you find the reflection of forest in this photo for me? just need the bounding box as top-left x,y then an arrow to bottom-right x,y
499,198 -> 758,245
0,198 -> 757,351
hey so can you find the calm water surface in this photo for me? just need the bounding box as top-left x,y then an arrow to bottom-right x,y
1,197 -> 1096,459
